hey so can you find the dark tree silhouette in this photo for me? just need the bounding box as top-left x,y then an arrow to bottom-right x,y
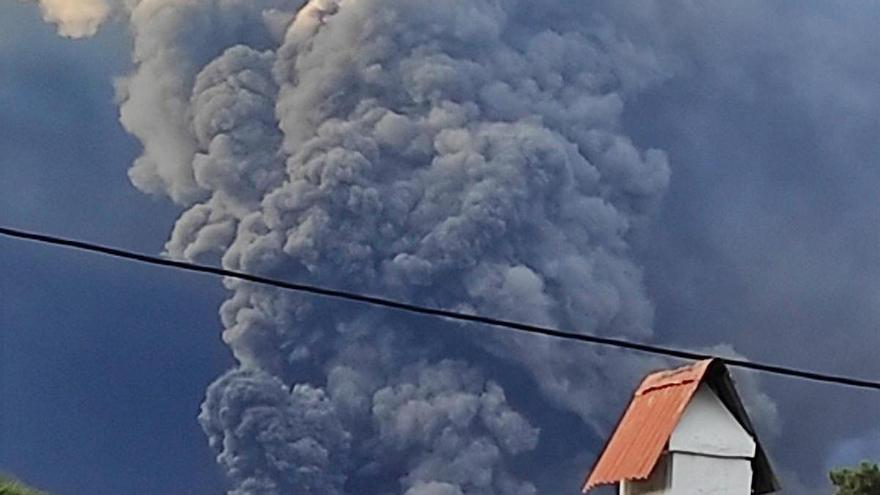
830,462 -> 880,495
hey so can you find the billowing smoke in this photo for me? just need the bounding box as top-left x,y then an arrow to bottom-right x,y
36,0 -> 686,493
199,368 -> 351,494
22,0 -> 112,38
32,0 -> 880,492
199,335 -> 542,494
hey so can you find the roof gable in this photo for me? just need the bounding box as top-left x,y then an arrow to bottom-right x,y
670,383 -> 756,458
582,359 -> 779,494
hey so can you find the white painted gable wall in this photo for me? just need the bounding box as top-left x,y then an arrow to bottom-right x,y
669,384 -> 756,458
620,384 -> 757,495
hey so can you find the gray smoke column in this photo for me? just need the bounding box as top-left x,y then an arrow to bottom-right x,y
80,0 -> 673,492
20,0 -> 112,37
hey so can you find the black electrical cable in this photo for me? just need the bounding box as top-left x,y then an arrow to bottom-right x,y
2,225 -> 878,391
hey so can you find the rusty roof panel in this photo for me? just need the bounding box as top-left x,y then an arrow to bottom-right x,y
638,359 -> 713,394
582,359 -> 715,492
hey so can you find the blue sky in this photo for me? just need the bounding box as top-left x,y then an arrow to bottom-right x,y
0,3 -> 229,492
2,2 -> 879,494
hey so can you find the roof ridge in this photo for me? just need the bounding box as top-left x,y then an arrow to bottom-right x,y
636,378 -> 699,395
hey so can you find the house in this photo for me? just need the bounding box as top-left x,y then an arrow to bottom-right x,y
582,358 -> 779,495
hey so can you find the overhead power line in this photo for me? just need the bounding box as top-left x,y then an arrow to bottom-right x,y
2,225 -> 879,392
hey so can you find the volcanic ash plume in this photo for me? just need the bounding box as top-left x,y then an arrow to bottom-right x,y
24,0 -> 111,38
109,0 -> 673,492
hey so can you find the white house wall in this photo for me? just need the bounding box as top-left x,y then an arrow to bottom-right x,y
669,384 -> 756,459
670,453 -> 753,495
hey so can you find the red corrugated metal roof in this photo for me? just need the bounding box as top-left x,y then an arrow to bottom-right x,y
581,359 -> 715,492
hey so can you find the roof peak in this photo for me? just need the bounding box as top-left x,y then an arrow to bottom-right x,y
637,359 -> 716,395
